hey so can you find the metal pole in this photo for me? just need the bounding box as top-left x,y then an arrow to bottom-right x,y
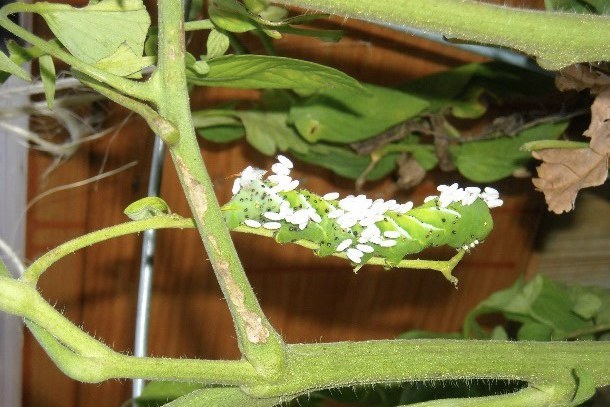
132,135 -> 165,401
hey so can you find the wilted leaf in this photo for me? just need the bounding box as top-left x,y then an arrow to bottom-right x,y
532,88 -> 610,213
395,154 -> 427,190
556,63 -> 610,93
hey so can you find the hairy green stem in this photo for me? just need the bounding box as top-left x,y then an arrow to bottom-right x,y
0,3 -> 154,102
26,320 -> 261,385
155,0 -> 286,378
3,271 -> 610,405
164,387 -> 280,407
22,216 -> 194,284
406,386 -> 552,407
275,0 -> 610,70
0,276 -> 112,356
244,340 -> 610,400
72,70 -> 179,145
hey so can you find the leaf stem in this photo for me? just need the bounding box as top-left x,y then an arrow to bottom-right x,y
22,216 -> 194,285
275,0 -> 610,70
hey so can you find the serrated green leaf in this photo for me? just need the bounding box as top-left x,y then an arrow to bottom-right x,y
0,49 -> 30,82
572,293 -> 602,320
209,0 -> 258,33
135,381 -> 204,406
206,29 -> 230,60
450,121 -> 569,183
93,43 -> 155,78
187,55 -> 362,92
39,54 -> 56,108
289,83 -> 428,143
33,0 -> 150,64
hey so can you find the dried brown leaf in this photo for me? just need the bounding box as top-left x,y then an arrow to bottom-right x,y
556,63 -> 610,94
532,88 -> 610,213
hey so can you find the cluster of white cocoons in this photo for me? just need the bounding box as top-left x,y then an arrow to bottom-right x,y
425,183 -> 503,209
233,156 -> 502,265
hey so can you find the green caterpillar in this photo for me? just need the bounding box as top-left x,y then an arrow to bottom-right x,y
223,156 -> 502,266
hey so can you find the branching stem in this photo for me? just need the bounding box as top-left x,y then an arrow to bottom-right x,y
275,0 -> 610,70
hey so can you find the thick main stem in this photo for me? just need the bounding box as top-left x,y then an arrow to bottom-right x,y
275,0 -> 610,70
155,0 -> 285,378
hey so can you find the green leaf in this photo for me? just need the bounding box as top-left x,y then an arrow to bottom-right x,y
294,144 -> 399,180
33,0 -> 150,64
244,0 -> 269,13
545,0 -> 607,14
124,197 -> 171,220
93,43 -> 155,78
289,83 -> 428,143
464,275 -> 606,340
400,62 -> 554,115
450,122 -> 569,183
0,49 -> 31,82
209,0 -> 258,33
197,124 -> 245,143
568,369 -> 597,407
135,381 -> 204,406
399,63 -> 482,113
39,54 -> 56,108
275,25 -> 343,42
517,322 -> 553,341
187,55 -> 363,92
571,293 -> 602,320
398,330 -> 462,339
238,111 -> 308,155
206,29 -> 231,60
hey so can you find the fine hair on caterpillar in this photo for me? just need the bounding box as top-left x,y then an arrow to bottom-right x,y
223,156 -> 502,267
